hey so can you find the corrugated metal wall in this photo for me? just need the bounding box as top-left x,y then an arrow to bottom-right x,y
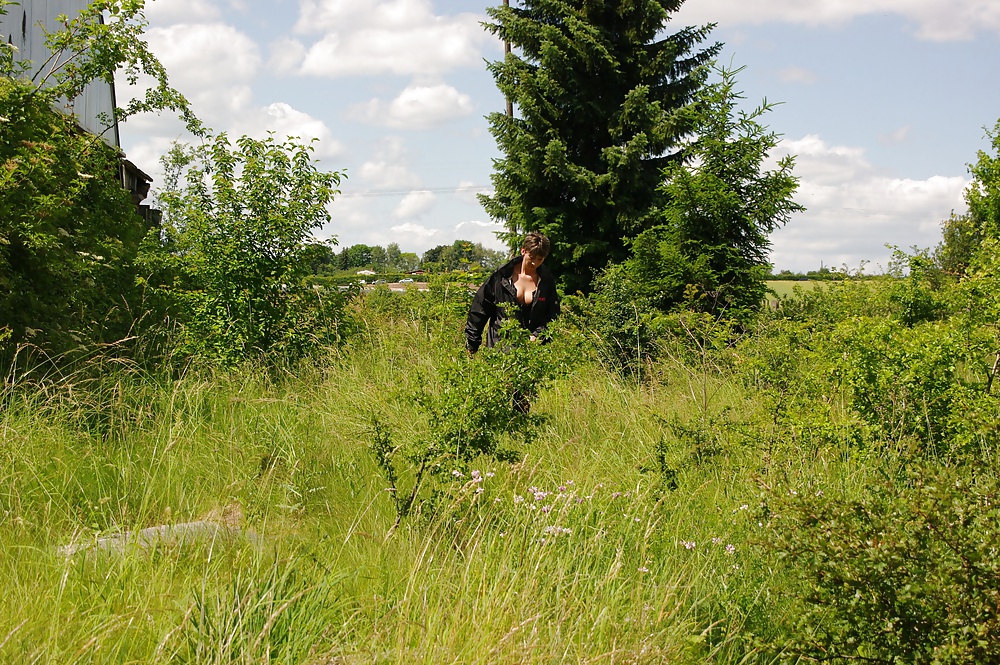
1,0 -> 119,146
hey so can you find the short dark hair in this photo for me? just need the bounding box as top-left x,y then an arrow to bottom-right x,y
521,232 -> 550,258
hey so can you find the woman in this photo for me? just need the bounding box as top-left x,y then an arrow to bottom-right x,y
465,232 -> 560,354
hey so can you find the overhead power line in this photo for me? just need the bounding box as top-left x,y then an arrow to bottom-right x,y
337,185 -> 493,199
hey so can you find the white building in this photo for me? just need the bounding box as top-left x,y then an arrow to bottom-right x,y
2,0 -> 155,217
2,0 -> 119,145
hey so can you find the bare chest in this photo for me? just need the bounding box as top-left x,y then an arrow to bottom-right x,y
513,271 -> 540,306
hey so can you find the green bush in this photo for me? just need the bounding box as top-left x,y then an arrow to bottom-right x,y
139,135 -> 350,365
0,76 -> 145,365
765,466 -> 1000,665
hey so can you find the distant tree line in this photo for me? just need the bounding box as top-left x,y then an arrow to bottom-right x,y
304,239 -> 507,276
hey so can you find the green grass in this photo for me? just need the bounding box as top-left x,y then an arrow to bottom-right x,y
764,280 -> 820,299
0,299 -> 942,663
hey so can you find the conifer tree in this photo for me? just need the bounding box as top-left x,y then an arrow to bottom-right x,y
481,0 -> 719,293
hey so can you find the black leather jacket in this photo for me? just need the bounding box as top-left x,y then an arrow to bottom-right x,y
465,256 -> 560,353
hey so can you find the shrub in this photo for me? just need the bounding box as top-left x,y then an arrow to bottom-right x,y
370,319 -> 579,530
764,466 -> 1000,665
138,135 -> 350,365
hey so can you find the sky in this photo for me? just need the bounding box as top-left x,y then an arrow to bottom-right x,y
116,0 -> 1000,273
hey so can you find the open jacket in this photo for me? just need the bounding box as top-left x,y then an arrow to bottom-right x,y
465,256 -> 560,353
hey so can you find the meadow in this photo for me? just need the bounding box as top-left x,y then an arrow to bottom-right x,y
1,276 -> 998,664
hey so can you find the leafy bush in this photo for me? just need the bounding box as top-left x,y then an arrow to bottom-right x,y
370,320 -> 579,529
0,76 -> 144,365
765,467 -> 1000,664
139,135 -> 350,365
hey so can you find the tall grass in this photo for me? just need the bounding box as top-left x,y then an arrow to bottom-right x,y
0,292 -> 919,663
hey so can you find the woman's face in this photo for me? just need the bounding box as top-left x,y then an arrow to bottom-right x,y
521,248 -> 546,270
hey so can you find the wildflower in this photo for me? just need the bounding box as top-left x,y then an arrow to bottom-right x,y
486,471 -> 495,478
542,505 -> 552,513
471,470 -> 482,482
475,487 -> 484,494
634,517 -> 641,523
725,544 -> 736,555
533,490 -> 548,501
566,480 -> 575,486
543,525 -> 572,536
513,495 -> 524,504
451,470 -> 464,479
611,492 -> 622,499
494,497 -> 503,503
712,537 -> 723,545
736,504 -> 749,512
680,540 -> 696,550
637,566 -> 650,573
558,485 -> 566,493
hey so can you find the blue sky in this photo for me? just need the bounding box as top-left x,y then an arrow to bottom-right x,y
117,0 -> 1000,273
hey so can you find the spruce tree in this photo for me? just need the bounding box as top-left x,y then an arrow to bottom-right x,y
481,0 -> 719,293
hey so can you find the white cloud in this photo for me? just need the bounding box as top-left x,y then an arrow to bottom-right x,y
352,83 -> 474,129
359,137 -> 421,189
268,37 -> 308,75
145,0 -> 221,24
146,23 -> 261,90
879,125 -> 912,145
393,190 -> 437,218
777,66 -> 818,85
769,135 -> 969,272
389,222 -> 440,245
290,0 -> 493,77
242,103 -> 345,157
455,180 -> 490,205
673,0 -> 1000,41
454,220 -> 505,249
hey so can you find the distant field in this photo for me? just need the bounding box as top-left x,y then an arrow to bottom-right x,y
765,279 -> 822,299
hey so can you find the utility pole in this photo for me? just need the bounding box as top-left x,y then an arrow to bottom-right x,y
504,0 -> 513,118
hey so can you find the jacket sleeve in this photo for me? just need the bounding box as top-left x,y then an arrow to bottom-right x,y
465,276 -> 496,353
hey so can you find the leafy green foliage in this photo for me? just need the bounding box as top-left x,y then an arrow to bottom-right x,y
0,0 -> 201,368
886,247 -> 948,326
654,66 -> 803,318
965,119 -> 1000,243
421,239 -> 506,273
138,134 -> 349,365
574,66 -> 801,370
370,320 -> 579,528
481,0 -> 719,293
934,117 -> 1000,276
765,468 -> 1000,665
24,0 -> 201,136
830,318 -> 962,450
0,76 -> 144,363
